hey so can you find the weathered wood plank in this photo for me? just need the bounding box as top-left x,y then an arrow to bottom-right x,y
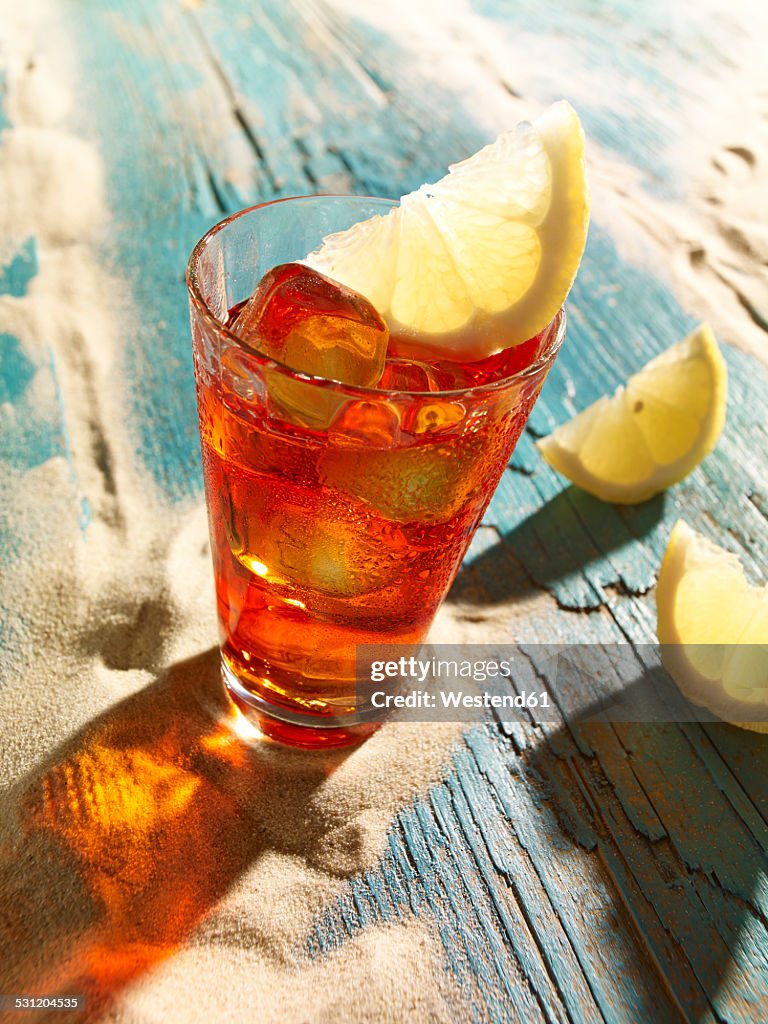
2,1 -> 766,1021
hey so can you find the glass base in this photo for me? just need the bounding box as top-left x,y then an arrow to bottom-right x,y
221,657 -> 381,749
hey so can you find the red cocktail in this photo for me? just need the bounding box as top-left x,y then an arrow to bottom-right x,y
188,197 -> 565,747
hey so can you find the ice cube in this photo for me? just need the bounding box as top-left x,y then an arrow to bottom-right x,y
412,400 -> 465,434
234,263 -> 389,384
221,473 -> 408,597
378,357 -> 442,392
233,263 -> 389,428
318,433 -> 488,524
327,399 -> 402,448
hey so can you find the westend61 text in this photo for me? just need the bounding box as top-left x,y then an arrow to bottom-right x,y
370,690 -> 551,709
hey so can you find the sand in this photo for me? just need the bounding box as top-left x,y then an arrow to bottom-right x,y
1,0 -> 766,1021
325,0 -> 768,367
0,5 -> 472,1019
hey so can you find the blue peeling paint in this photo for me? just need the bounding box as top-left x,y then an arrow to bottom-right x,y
65,1 -> 218,501
0,237 -> 39,297
0,344 -> 70,472
478,219 -> 768,610
1,5 -> 766,1021
310,711 -> 768,1022
556,219 -> 698,407
468,0 -> 745,197
0,333 -> 36,405
0,55 -> 72,485
0,71 -> 9,132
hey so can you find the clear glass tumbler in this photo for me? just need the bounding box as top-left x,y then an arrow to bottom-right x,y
187,197 -> 565,748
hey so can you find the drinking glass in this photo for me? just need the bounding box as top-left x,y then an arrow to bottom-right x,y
187,197 -> 565,748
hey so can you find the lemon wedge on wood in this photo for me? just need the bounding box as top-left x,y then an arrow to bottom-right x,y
537,323 -> 727,503
656,520 -> 768,732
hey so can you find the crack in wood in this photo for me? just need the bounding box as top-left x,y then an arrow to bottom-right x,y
302,0 -> 393,106
497,77 -> 522,99
182,8 -> 282,193
205,167 -> 228,215
731,282 -> 768,334
292,135 -> 319,187
747,490 -> 767,522
230,107 -> 281,192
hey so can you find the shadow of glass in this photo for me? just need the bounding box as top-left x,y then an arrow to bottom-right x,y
0,649 -> 359,1018
450,485 -> 666,606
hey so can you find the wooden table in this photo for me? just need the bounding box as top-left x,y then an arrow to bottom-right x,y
1,1 -> 766,1021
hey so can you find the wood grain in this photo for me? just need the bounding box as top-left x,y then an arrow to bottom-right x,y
1,0 -> 766,1021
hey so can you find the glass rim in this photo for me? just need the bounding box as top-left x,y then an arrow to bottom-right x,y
186,195 -> 567,400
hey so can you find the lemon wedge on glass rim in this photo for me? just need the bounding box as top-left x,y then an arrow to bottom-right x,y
306,101 -> 590,360
537,323 -> 728,504
656,520 -> 768,731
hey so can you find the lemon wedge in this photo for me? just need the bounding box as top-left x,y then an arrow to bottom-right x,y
306,101 -> 589,359
656,520 -> 768,731
537,323 -> 727,503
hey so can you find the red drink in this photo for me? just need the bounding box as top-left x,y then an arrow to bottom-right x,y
188,198 -> 565,747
